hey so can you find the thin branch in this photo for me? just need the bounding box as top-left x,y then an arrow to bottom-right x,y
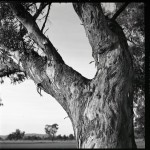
41,3 -> 51,33
36,14 -> 47,21
89,61 -> 94,64
64,116 -> 69,119
123,28 -> 143,48
19,24 -> 27,52
112,2 -> 130,20
127,37 -> 143,48
33,2 -> 48,20
0,68 -> 24,78
44,28 -> 49,34
27,3 -> 35,8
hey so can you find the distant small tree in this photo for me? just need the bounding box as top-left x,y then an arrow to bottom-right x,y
62,135 -> 68,141
68,134 -> 75,140
0,137 -> 3,140
56,134 -> 63,141
6,129 -> 25,140
0,97 -> 3,106
45,124 -> 58,141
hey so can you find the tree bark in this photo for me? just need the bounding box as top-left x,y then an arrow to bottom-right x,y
9,3 -> 136,148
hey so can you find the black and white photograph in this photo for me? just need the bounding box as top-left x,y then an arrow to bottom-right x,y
0,2 -> 145,149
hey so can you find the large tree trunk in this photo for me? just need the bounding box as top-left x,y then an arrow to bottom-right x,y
9,3 -> 137,148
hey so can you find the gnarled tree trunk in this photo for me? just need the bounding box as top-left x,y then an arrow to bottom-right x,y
9,3 -> 137,148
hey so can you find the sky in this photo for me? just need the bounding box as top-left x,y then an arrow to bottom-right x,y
0,3 -> 97,136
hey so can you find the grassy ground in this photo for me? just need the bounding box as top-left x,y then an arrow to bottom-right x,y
0,139 -> 145,149
0,140 -> 76,149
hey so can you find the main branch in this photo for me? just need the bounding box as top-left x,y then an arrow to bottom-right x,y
73,3 -> 136,148
73,3 -> 119,68
9,3 -> 90,133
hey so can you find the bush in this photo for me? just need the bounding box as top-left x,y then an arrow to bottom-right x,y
62,135 -> 68,141
0,137 -> 3,140
23,135 -> 42,140
6,129 -> 25,140
55,134 -> 63,140
68,134 -> 75,140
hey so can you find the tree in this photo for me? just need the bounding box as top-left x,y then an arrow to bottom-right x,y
114,3 -> 145,140
0,97 -> 3,106
0,2 -> 144,148
56,134 -> 63,140
62,134 -> 68,141
45,124 -> 59,141
6,129 -> 25,140
68,134 -> 75,140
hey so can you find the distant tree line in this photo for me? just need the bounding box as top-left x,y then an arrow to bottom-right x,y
0,129 -> 75,141
23,134 -> 75,141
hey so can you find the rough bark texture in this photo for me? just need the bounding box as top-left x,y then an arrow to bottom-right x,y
8,3 -> 136,148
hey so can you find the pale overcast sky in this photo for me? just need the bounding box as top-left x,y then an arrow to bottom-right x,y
0,3 -> 97,136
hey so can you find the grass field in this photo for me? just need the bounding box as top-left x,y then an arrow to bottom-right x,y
0,140 -> 77,149
0,139 -> 145,149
